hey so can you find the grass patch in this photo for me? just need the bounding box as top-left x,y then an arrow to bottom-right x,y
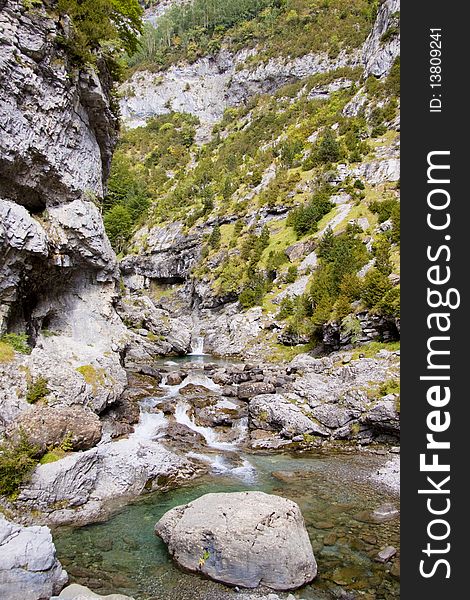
350,340 -> 400,360
268,342 -> 314,363
39,448 -> 67,465
76,365 -> 106,393
26,377 -> 50,404
0,333 -> 31,355
0,342 -> 14,363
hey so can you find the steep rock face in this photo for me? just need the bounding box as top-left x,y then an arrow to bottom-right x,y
0,1 -> 116,210
362,0 -> 400,77
120,0 -> 400,137
121,222 -> 201,284
0,1 -> 129,429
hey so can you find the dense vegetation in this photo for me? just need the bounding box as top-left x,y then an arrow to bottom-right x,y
129,0 -> 379,70
54,0 -> 143,72
105,0 -> 400,346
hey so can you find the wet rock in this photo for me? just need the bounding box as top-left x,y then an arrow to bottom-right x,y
355,503 -> 399,524
166,372 -> 184,386
323,533 -> 337,546
0,515 -> 68,600
375,546 -> 397,563
165,422 -> 207,447
271,471 -> 312,484
390,559 -> 400,578
155,491 -> 317,590
179,383 -> 215,398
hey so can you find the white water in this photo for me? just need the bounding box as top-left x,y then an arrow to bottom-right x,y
132,396 -> 168,441
187,452 -> 257,483
131,366 -> 254,482
175,401 -> 236,450
174,401 -> 248,451
188,335 -> 206,356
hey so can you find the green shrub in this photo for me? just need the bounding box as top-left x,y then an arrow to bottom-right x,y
314,129 -> 342,164
340,314 -> 362,342
373,237 -> 393,276
208,224 -> 221,249
375,285 -> 400,318
370,197 -> 400,223
379,378 -> 400,396
0,433 -> 39,498
287,188 -> 334,238
0,333 -> 31,355
285,265 -> 298,284
361,268 -> 392,309
26,377 -> 50,404
104,205 -> 133,252
57,0 -> 143,70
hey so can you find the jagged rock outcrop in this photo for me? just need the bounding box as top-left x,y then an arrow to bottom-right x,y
244,350 -> 400,445
16,437 -> 200,525
155,491 -> 317,590
0,2 -> 116,210
0,514 -> 68,600
362,0 -> 400,77
121,222 -> 201,285
120,1 -> 400,137
0,1 -> 129,432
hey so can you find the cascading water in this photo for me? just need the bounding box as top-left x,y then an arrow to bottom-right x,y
174,401 -> 242,451
188,335 -> 206,356
187,452 -> 257,483
132,397 -> 168,441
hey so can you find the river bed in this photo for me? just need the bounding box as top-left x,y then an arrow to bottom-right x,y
55,451 -> 399,600
54,355 -> 400,600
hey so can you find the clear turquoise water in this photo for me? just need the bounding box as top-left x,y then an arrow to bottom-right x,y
54,450 -> 399,600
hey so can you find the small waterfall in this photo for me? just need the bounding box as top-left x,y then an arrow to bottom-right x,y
188,335 -> 206,356
132,397 -> 168,441
187,452 -> 257,483
175,401 -> 245,451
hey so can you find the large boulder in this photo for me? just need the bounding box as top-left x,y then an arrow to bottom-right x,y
0,515 -> 68,600
155,491 -> 317,590
11,405 -> 102,453
249,394 -> 329,438
237,381 -> 275,400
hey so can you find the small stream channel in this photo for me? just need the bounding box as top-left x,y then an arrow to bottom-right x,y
54,355 -> 400,600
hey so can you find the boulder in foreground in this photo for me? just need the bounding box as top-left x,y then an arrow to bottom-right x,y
0,515 -> 67,600
154,491 -> 317,590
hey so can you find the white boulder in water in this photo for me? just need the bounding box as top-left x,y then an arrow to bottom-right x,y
155,491 -> 317,590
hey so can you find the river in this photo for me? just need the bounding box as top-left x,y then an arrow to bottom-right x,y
54,355 -> 400,600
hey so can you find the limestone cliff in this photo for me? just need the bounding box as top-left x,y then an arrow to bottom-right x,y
114,0 -> 401,359
0,0 -> 128,433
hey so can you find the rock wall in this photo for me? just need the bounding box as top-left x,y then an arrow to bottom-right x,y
0,1 -> 128,431
120,0 -> 400,138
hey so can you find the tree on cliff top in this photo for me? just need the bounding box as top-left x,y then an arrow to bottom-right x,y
57,0 -> 143,68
